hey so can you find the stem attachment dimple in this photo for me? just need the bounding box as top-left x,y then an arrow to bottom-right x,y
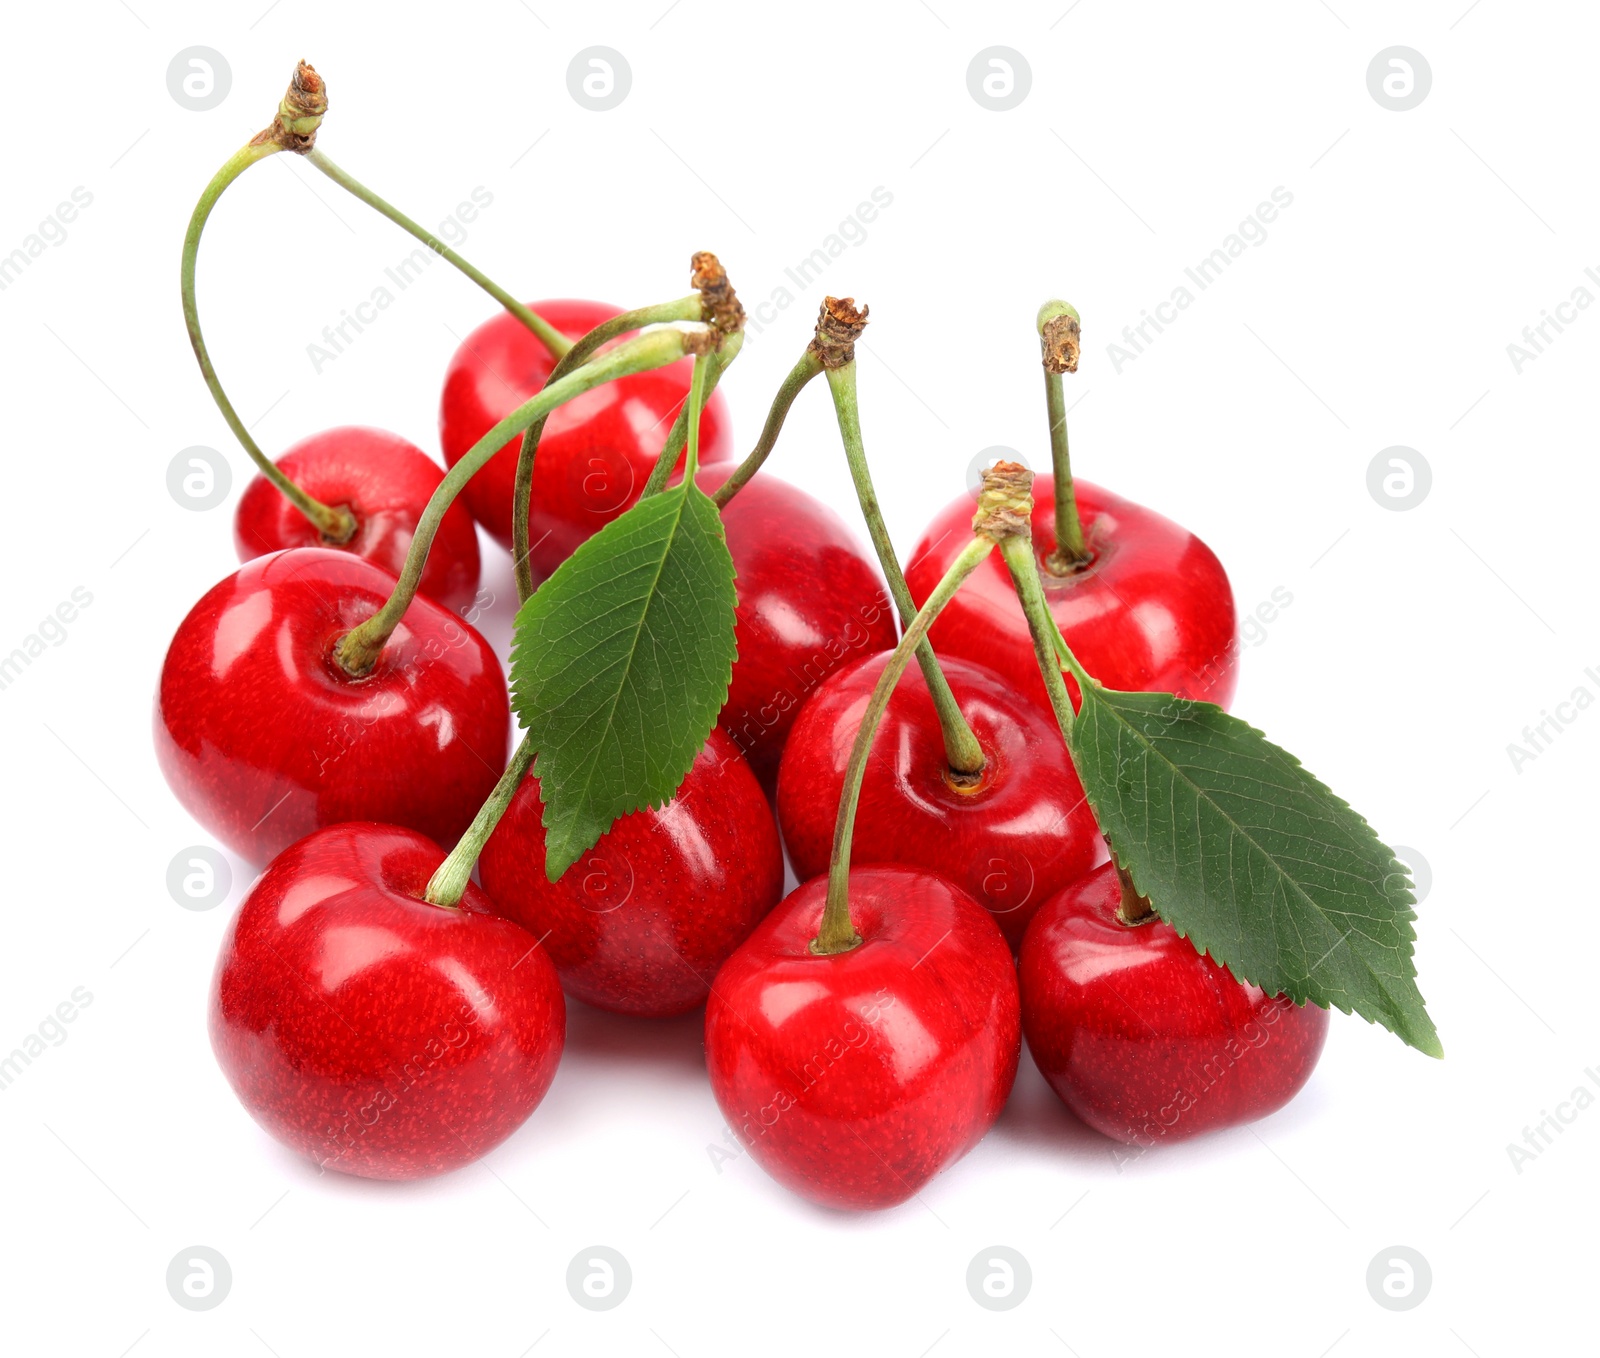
1036,300 -> 1089,574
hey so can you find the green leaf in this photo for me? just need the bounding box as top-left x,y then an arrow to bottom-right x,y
1067,685 -> 1442,1058
508,480 -> 737,881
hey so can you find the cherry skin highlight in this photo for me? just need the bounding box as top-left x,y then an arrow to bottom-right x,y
907,475 -> 1238,713
701,469 -> 898,791
478,730 -> 783,1018
210,823 -> 565,1180
438,298 -> 734,569
705,866 -> 1020,1210
154,548 -> 509,863
233,426 -> 482,616
776,652 -> 1106,949
1019,862 -> 1329,1146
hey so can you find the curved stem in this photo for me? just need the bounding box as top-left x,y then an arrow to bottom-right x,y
305,148 -> 570,361
181,140 -> 355,541
426,734 -> 537,907
338,328 -> 694,673
814,536 -> 995,956
826,362 -> 985,776
712,349 -> 824,509
640,332 -> 742,500
512,296 -> 702,603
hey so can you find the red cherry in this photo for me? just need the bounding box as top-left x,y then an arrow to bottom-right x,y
703,470 -> 899,790
155,549 -> 509,863
776,652 -> 1106,949
438,299 -> 734,568
210,823 -> 564,1179
1019,862 -> 1328,1146
233,426 -> 481,616
907,475 -> 1238,712
478,730 -> 783,1017
705,866 -> 1020,1209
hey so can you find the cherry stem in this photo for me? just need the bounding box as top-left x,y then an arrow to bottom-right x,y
1038,300 -> 1089,573
512,294 -> 703,603
826,361 -> 985,776
180,139 -> 357,543
304,148 -> 570,362
639,334 -> 742,500
1115,865 -> 1156,925
711,349 -> 823,509
815,530 -> 1000,957
338,327 -> 699,674
426,733 -> 537,907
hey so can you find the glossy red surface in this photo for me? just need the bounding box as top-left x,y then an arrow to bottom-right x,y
906,475 -> 1238,712
210,823 -> 564,1179
437,298 -> 734,567
704,470 -> 899,790
705,867 -> 1020,1209
233,426 -> 481,616
154,549 -> 509,864
479,730 -> 784,1017
776,653 -> 1106,949
1019,863 -> 1328,1146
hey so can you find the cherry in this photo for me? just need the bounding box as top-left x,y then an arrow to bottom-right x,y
438,298 -> 734,569
155,548 -> 509,863
1019,862 -> 1328,1146
234,426 -> 482,616
478,729 -> 783,1017
907,474 -> 1238,712
776,652 -> 1105,949
210,822 -> 564,1179
702,469 -> 899,790
705,866 -> 1019,1209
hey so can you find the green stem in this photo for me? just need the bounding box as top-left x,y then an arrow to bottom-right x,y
711,349 -> 823,509
640,332 -> 742,499
1037,300 -> 1088,572
814,536 -> 995,956
512,295 -> 703,603
305,148 -> 570,361
826,362 -> 985,776
425,734 -> 537,907
180,140 -> 356,541
998,535 -> 1090,740
681,348 -> 712,482
338,328 -> 692,673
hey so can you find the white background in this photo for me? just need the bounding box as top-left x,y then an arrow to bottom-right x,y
0,1 -> 1593,1354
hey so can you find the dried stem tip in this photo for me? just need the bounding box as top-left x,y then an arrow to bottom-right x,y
1040,311 -> 1081,375
251,60 -> 327,153
691,251 -> 745,338
972,460 -> 1035,542
809,296 -> 869,369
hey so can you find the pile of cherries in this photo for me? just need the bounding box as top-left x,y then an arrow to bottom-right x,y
160,65 -> 1330,1209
